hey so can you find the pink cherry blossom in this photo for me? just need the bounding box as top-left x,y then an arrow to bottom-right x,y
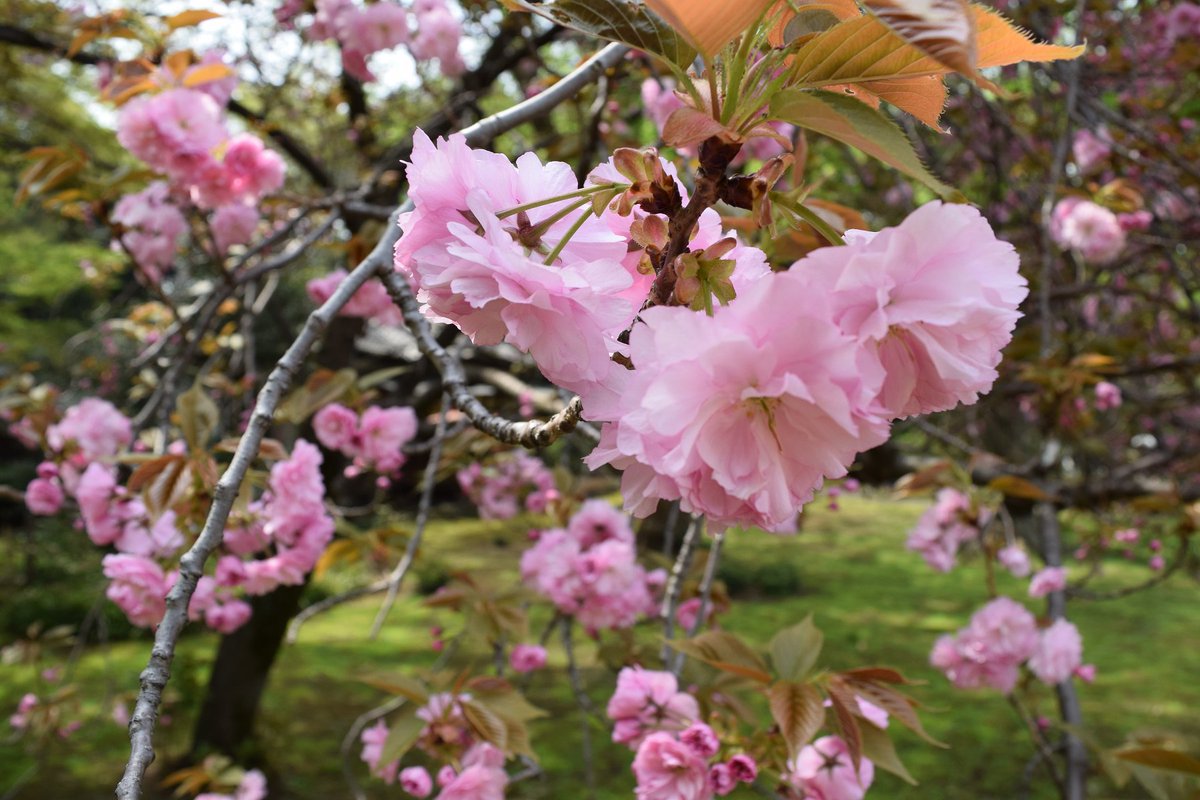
211,203 -> 260,254
1028,619 -> 1083,685
48,397 -> 133,462
111,182 -> 188,279
567,499 -> 635,548
313,403 -> 361,453
400,766 -> 433,797
77,463 -> 122,546
360,720 -> 400,783
789,736 -> 875,800
728,754 -> 757,784
1093,381 -> 1122,410
586,266 -> 890,532
679,722 -> 720,758
436,763 -> 507,800
795,201 -> 1028,418
632,732 -> 713,800
340,2 -> 409,55
606,667 -> 700,749
997,545 -> 1032,578
1051,198 -> 1126,265
1072,128 -> 1111,173
25,477 -> 64,515
410,1 -> 464,75
508,644 -> 547,673
117,89 -> 228,178
1028,567 -> 1067,598
930,596 -> 1039,692
357,405 -> 418,473
102,554 -> 169,628
458,452 -> 557,520
205,599 -> 253,634
709,763 -> 736,796
521,513 -> 659,632
306,269 -> 404,325
906,488 -> 980,572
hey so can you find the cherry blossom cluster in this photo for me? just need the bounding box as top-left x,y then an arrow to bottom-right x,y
519,500 -> 663,632
195,770 -> 268,800
906,488 -> 990,572
22,397 -> 132,517
1073,525 -> 1167,572
313,402 -> 418,475
20,395 -> 335,633
784,735 -> 875,800
360,695 -> 508,799
394,134 -> 1028,533
587,202 -> 1027,532
98,440 -> 334,632
605,668 -> 758,799
931,597 -> 1090,692
456,452 -> 557,520
307,269 -> 404,325
111,53 -> 286,277
290,0 -> 464,82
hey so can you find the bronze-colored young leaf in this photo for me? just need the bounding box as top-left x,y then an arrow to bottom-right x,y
644,0 -> 776,56
176,381 -> 220,452
378,709 -> 425,766
863,0 -> 976,75
182,63 -> 235,89
1113,747 -> 1200,777
830,74 -> 949,131
826,680 -> 864,769
860,719 -> 919,785
666,631 -> 773,683
360,674 -> 431,704
164,10 -> 222,30
787,5 -> 1083,100
769,89 -> 962,200
461,699 -> 509,750
503,0 -> 696,68
769,681 -> 825,760
986,475 -> 1054,502
843,678 -> 946,747
769,615 -> 824,681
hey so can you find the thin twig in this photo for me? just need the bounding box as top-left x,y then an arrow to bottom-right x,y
369,395 -> 449,639
562,617 -> 596,799
688,530 -> 725,637
661,515 -> 704,672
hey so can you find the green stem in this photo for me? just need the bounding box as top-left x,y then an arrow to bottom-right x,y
526,196 -> 591,240
705,56 -> 722,121
542,206 -> 595,266
775,194 -> 846,246
496,184 -> 616,220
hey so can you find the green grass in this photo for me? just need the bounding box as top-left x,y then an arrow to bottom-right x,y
2,494 -> 1198,799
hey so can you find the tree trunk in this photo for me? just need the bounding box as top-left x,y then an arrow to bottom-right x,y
190,581 -> 306,757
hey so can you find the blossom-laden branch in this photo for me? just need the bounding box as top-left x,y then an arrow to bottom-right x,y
116,41 -> 627,800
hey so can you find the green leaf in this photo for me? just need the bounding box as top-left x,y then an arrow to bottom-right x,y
503,0 -> 696,68
860,720 -> 919,785
769,681 -> 825,760
769,89 -> 964,200
378,709 -> 424,766
770,615 -> 825,681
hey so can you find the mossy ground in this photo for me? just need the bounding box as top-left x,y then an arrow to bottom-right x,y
2,493 -> 1197,799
